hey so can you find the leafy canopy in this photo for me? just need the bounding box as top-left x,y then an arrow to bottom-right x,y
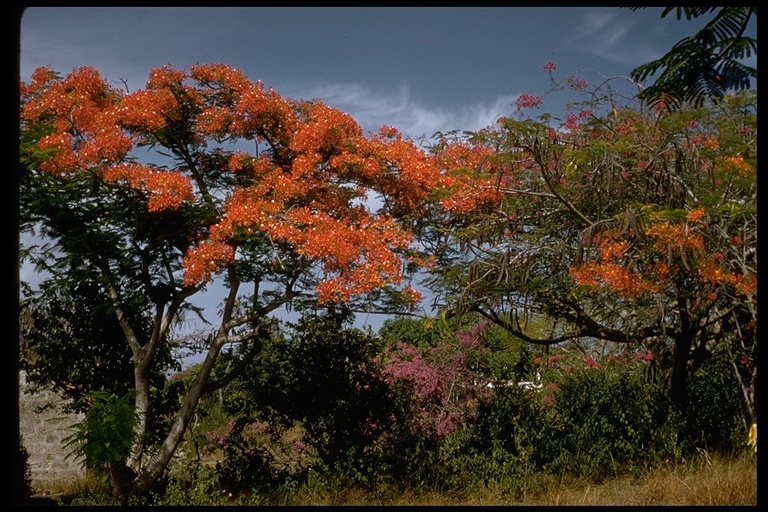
627,7 -> 757,109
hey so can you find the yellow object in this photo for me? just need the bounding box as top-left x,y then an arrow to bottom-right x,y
747,423 -> 757,453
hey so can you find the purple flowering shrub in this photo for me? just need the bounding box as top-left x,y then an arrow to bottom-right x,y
379,320 -> 494,439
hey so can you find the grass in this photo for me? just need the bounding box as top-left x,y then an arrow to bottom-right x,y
514,452 -> 757,506
274,451 -> 758,506
39,450 -> 757,506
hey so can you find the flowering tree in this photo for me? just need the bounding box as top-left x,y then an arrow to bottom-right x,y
426,65 -> 756,412
19,63 -> 455,499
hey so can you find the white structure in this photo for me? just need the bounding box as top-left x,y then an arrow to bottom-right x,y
483,371 -> 542,390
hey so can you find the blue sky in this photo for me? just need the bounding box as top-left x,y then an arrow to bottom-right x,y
17,7 -> 757,343
20,6 -> 751,139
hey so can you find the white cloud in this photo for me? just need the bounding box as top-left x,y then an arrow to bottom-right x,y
564,10 -> 670,67
290,81 -> 517,140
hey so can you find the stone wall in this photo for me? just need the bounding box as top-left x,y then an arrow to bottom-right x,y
18,371 -> 87,494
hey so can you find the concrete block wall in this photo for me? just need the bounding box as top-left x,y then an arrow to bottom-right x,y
18,371 -> 87,493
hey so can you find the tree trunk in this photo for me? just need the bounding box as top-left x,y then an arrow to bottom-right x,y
127,362 -> 151,472
670,327 -> 694,410
110,462 -> 137,505
128,335 -> 226,497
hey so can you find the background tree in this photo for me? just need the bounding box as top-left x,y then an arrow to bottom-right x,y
19,63 -> 454,500
626,7 -> 757,109
425,70 -> 756,412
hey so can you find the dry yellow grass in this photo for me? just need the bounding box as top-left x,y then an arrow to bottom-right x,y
39,450 -> 757,506
280,452 -> 757,506
518,454 -> 757,506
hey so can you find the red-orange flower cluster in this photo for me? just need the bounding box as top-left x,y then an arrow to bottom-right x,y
432,141 -> 502,213
118,89 -> 178,130
718,155 -> 752,177
182,240 -> 235,286
570,257 -> 645,298
104,163 -> 195,212
570,205 -> 755,301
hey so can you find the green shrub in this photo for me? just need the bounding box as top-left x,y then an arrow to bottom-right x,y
682,348 -> 750,453
472,384 -> 548,481
151,465 -> 243,506
544,362 -> 679,480
63,390 -> 137,474
204,316 -> 393,491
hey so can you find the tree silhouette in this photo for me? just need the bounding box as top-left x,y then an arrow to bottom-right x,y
627,7 -> 757,109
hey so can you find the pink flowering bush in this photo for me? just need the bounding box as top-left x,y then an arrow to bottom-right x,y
368,318 -> 507,488
379,320 -> 493,439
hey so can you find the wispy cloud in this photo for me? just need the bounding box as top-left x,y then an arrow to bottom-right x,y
291,81 -> 517,140
565,10 -> 668,67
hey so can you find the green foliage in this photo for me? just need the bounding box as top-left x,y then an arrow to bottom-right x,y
279,316 -> 391,467
483,324 -> 531,381
473,384 -> 548,475
175,389 -> 232,465
681,348 -> 750,453
371,424 -> 444,490
19,280 -> 159,413
544,363 -> 681,480
198,315 -> 394,491
378,316 -> 437,348
626,7 -> 757,109
150,465 -> 250,506
20,276 -> 182,458
445,383 -> 547,499
67,488 -> 124,506
64,390 -> 138,473
189,310 -> 750,498
57,333 -> 758,504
